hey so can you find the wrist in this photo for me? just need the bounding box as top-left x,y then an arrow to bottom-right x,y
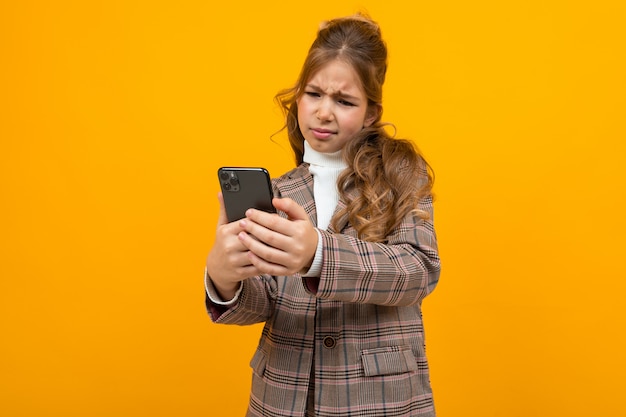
214,281 -> 240,301
204,267 -> 243,305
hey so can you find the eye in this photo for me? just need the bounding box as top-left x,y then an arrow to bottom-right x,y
338,99 -> 355,107
305,91 -> 321,98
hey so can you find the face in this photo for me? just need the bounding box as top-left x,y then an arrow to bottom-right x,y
297,59 -> 377,154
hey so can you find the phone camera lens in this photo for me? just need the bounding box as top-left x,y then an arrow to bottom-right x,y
223,182 -> 231,191
230,177 -> 239,186
220,171 -> 229,181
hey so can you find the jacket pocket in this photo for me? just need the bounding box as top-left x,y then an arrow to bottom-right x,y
361,345 -> 418,377
249,348 -> 267,377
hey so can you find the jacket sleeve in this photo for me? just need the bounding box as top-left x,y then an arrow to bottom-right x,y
205,274 -> 277,325
304,195 -> 440,306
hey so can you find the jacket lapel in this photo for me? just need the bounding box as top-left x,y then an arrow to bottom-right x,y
275,164 -> 318,227
275,164 -> 355,233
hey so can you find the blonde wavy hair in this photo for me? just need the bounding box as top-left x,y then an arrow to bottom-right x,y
275,14 -> 434,243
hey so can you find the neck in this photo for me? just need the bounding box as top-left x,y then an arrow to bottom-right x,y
303,142 -> 346,169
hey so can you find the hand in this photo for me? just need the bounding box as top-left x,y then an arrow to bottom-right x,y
237,197 -> 318,276
205,192 -> 265,299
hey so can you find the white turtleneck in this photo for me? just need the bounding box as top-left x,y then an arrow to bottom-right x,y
302,141 -> 347,277
303,141 -> 347,230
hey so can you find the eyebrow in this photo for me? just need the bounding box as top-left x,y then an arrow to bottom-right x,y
305,84 -> 361,102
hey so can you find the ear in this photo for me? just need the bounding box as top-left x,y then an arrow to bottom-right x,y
364,104 -> 381,127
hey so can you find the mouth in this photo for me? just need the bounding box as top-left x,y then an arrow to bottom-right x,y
311,128 -> 336,140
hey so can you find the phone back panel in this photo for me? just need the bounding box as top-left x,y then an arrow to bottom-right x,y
218,167 -> 275,222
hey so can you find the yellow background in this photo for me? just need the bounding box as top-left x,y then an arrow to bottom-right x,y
1,1 -> 625,416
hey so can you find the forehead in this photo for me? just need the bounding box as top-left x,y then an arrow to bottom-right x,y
307,59 -> 365,95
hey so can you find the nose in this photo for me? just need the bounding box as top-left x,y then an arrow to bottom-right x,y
316,98 -> 333,121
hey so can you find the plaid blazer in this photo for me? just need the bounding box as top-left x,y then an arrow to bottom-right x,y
206,164 -> 441,417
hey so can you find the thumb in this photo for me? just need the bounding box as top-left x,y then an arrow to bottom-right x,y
216,192 -> 229,226
272,197 -> 308,222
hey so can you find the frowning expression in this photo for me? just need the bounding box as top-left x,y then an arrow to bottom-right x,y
297,59 -> 377,154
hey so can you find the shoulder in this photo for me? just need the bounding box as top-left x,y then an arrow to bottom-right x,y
271,164 -> 315,204
272,163 -> 310,187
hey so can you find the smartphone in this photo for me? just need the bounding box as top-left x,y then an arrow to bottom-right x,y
218,167 -> 276,222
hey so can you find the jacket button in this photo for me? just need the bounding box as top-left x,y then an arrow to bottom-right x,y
323,336 -> 336,349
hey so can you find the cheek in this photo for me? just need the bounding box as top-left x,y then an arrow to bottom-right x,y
296,98 -> 308,120
347,112 -> 368,130
296,99 -> 304,125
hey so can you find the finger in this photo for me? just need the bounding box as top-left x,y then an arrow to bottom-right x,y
245,248 -> 291,277
239,217 -> 289,249
244,198 -> 309,236
272,197 -> 309,221
238,230 -> 289,265
216,192 -> 229,227
206,242 -> 260,283
233,263 -> 264,279
244,209 -> 290,237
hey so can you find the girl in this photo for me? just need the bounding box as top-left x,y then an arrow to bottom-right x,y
205,14 -> 440,417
